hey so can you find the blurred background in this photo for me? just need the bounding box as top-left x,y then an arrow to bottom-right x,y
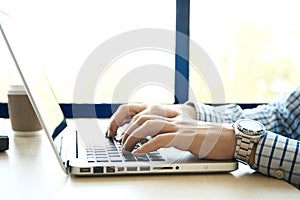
1,0 -> 299,106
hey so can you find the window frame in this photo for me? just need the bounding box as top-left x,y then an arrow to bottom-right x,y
0,0 -> 189,118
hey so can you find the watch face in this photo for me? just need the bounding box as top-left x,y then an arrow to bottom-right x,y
237,119 -> 265,135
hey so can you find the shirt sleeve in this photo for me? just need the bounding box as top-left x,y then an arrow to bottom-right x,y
186,84 -> 300,188
255,131 -> 300,189
187,84 -> 300,139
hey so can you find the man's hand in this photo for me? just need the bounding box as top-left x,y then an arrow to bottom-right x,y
106,104 -> 236,160
106,103 -> 197,138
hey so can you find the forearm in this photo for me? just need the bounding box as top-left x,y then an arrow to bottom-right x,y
188,102 -> 280,126
188,86 -> 300,140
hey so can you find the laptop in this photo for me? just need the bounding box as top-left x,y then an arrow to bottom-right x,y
0,23 -> 238,176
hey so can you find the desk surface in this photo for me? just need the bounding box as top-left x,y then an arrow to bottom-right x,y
0,119 -> 299,200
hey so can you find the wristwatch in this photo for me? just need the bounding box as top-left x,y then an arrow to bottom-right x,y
233,119 -> 265,165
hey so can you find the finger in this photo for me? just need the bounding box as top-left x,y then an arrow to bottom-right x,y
133,131 -> 200,156
122,115 -> 173,144
121,123 -> 140,145
131,105 -> 179,122
122,120 -> 178,151
106,104 -> 147,138
132,133 -> 176,155
123,119 -> 177,150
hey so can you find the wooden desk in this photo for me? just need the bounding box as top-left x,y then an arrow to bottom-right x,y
0,119 -> 299,200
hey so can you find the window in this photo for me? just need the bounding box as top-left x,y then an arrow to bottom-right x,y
2,0 -> 299,118
0,0 -> 176,105
190,0 -> 300,103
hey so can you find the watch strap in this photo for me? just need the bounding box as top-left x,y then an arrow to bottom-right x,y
234,137 -> 254,164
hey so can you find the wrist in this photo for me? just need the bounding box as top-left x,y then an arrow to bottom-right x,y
249,144 -> 257,167
233,119 -> 264,167
204,124 -> 236,160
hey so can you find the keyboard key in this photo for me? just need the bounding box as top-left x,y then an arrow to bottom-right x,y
148,151 -> 160,156
123,152 -> 136,162
149,156 -> 165,161
96,159 -> 109,162
109,157 -> 123,162
109,154 -> 121,158
96,155 -> 108,159
95,150 -> 106,153
136,155 -> 150,162
107,150 -> 119,154
93,146 -> 106,150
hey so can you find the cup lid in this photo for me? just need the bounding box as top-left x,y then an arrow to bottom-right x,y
7,85 -> 27,95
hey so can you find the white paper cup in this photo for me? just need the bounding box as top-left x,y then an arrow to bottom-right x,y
8,85 -> 43,136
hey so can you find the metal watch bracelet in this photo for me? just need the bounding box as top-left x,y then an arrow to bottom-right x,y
234,136 -> 254,165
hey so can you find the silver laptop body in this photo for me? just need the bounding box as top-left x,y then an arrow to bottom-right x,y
0,23 -> 238,176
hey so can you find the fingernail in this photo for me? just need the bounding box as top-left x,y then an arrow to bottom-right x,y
121,146 -> 127,152
132,149 -> 140,156
122,149 -> 131,155
106,129 -> 111,137
132,149 -> 138,153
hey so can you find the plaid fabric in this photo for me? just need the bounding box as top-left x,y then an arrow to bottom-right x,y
189,85 -> 300,188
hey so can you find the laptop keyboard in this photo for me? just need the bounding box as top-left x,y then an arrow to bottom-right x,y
85,137 -> 165,163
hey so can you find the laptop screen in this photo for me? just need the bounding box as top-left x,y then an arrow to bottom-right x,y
0,23 -> 66,143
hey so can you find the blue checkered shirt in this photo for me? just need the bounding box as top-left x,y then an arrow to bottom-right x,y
191,85 -> 300,189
